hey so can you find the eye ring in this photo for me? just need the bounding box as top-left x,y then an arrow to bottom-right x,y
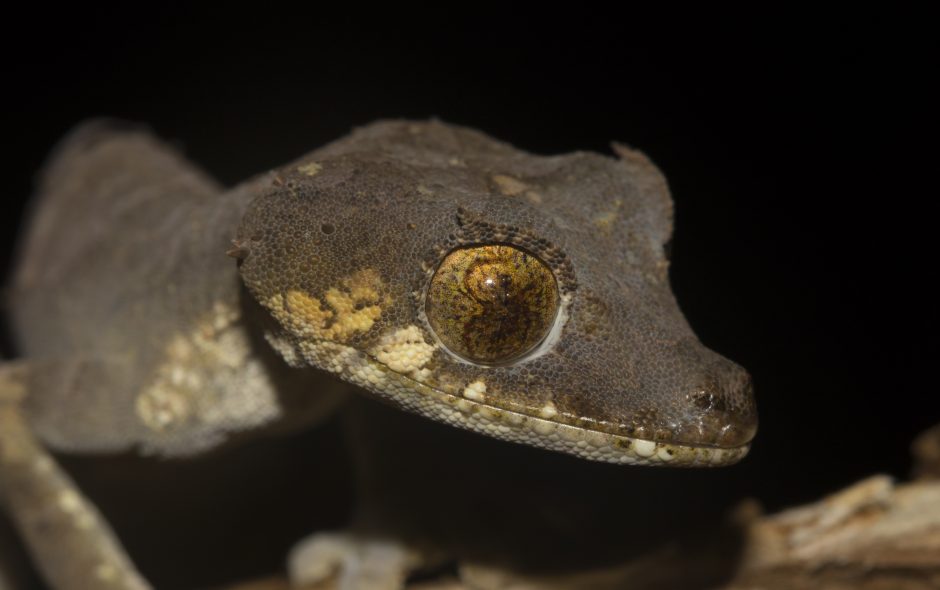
425,244 -> 560,365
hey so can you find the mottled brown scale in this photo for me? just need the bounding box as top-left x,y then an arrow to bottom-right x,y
426,245 -> 558,364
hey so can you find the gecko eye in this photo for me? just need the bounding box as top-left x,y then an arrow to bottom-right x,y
426,245 -> 559,365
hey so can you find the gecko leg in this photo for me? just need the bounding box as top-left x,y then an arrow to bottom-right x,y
0,362 -> 152,590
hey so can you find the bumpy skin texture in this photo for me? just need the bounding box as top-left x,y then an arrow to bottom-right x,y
236,120 -> 756,465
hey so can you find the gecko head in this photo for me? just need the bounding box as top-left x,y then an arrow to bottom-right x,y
235,120 -> 757,467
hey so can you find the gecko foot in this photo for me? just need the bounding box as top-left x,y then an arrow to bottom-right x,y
288,531 -> 421,590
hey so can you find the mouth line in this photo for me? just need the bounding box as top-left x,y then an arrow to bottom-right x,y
335,343 -> 751,467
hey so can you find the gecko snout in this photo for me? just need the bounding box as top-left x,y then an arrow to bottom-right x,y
678,362 -> 757,449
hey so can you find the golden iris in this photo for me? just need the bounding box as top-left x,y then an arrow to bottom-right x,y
426,245 -> 559,364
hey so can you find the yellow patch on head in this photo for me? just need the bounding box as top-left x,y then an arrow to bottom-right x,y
278,291 -> 334,338
268,268 -> 390,344
297,162 -> 322,176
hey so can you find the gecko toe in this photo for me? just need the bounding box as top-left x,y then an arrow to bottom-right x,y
288,531 -> 422,590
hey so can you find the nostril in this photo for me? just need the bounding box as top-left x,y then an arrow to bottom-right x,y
682,368 -> 757,447
693,365 -> 756,416
689,390 -> 728,413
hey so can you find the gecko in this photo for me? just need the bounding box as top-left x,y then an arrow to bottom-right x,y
0,119 -> 756,590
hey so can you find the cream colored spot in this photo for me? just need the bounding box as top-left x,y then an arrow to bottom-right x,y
412,367 -> 433,382
462,380 -> 487,402
634,438 -> 657,458
370,326 -> 436,378
538,400 -> 558,419
136,302 -> 281,449
297,162 -> 322,176
492,174 -> 529,196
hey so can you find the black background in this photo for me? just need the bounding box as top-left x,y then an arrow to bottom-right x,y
1,7 -> 936,588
